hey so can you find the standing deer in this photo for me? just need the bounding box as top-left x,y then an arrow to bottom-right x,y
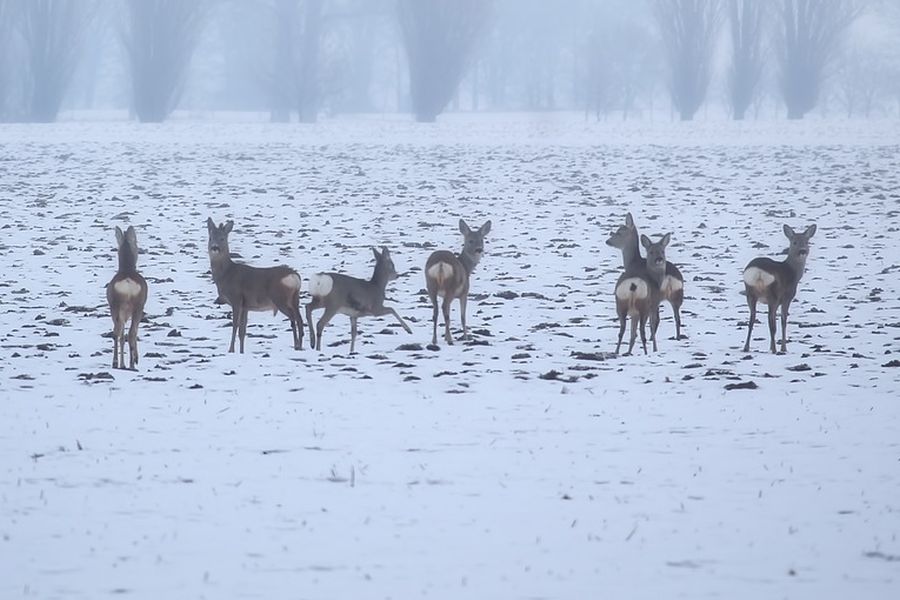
614,233 -> 669,355
742,224 -> 817,353
107,225 -> 148,370
206,218 -> 303,353
424,219 -> 492,346
306,247 -> 412,353
606,212 -> 685,340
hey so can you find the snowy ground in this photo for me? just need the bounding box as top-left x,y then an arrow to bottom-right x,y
1,114 -> 899,599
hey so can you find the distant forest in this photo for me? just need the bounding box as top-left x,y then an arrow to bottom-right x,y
0,0 -> 896,123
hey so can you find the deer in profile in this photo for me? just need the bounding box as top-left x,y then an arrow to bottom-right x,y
107,225 -> 148,370
742,224 -> 816,353
306,247 -> 412,353
206,218 -> 303,353
424,219 -> 492,346
614,233 -> 669,355
606,212 -> 685,340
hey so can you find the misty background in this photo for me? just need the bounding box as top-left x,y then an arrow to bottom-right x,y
0,0 -> 898,124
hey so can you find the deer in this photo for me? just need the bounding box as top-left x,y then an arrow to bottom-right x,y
306,246 -> 412,353
614,233 -> 669,355
742,224 -> 817,354
606,212 -> 685,340
106,225 -> 148,370
424,219 -> 492,346
206,218 -> 303,353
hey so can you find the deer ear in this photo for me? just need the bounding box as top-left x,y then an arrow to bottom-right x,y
804,224 -> 817,238
459,219 -> 471,235
206,217 -> 215,232
380,246 -> 390,258
783,224 -> 796,239
372,246 -> 380,260
224,220 -> 234,234
625,212 -> 634,228
661,233 -> 671,247
125,226 -> 138,244
480,220 -> 491,235
115,226 -> 125,247
640,234 -> 651,249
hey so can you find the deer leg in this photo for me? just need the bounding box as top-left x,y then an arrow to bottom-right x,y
459,295 -> 469,341
111,317 -> 123,369
767,301 -> 778,354
615,309 -> 626,355
305,299 -> 320,350
429,292 -> 439,346
315,306 -> 337,352
743,292 -> 757,352
780,300 -> 791,353
350,316 -> 358,354
119,324 -> 127,369
639,314 -> 648,355
441,296 -> 453,344
128,311 -> 141,370
238,306 -> 249,354
672,295 -> 683,340
374,306 -> 413,334
228,300 -> 242,353
627,315 -> 638,355
650,307 -> 660,353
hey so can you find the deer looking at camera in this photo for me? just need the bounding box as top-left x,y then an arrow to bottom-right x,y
306,247 -> 412,353
424,219 -> 492,346
107,225 -> 148,370
742,224 -> 816,353
206,218 -> 303,353
606,212 -> 685,340
614,233 -> 670,355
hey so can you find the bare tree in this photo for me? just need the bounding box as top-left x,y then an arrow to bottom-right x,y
18,0 -> 95,122
728,0 -> 765,120
775,0 -> 862,120
123,0 -> 211,123
398,0 -> 491,122
653,0 -> 723,121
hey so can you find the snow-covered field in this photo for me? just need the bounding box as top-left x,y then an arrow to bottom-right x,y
1,114 -> 899,599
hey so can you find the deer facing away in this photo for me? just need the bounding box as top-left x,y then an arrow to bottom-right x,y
614,233 -> 669,355
606,212 -> 685,340
424,219 -> 491,346
206,218 -> 303,353
306,246 -> 412,353
742,224 -> 816,353
107,225 -> 148,369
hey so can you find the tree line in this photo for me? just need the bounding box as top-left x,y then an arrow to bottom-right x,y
0,0 -> 895,124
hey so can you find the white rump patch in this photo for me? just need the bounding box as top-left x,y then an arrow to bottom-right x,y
113,278 -> 141,298
661,275 -> 683,295
282,273 -> 301,292
308,273 -> 333,298
427,262 -> 454,282
615,277 -> 648,301
743,267 -> 775,293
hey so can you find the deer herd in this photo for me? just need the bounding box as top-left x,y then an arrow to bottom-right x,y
105,214 -> 816,370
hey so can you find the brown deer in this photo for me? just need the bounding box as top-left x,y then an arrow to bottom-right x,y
614,233 -> 669,355
305,247 -> 412,353
106,225 -> 148,370
424,219 -> 491,346
742,224 -> 816,353
206,218 -> 303,353
606,212 -> 685,340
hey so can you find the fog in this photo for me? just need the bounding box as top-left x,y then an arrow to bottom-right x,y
0,0 -> 897,123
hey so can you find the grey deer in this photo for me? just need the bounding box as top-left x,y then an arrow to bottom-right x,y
742,224 -> 816,353
606,212 -> 685,340
107,225 -> 149,369
306,247 -> 412,353
614,233 -> 670,355
206,218 -> 303,353
424,219 -> 492,346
